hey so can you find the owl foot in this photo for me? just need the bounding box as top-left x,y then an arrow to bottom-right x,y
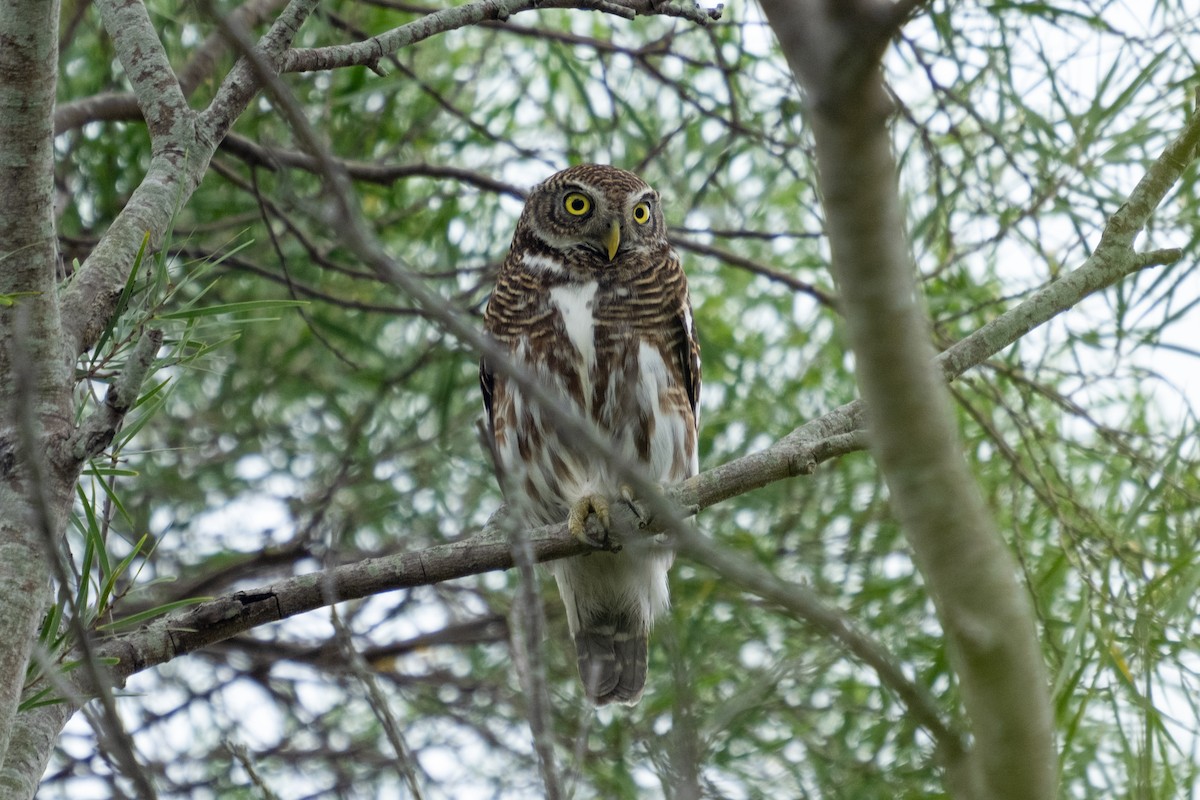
568,494 -> 618,551
618,483 -> 649,528
621,482 -> 678,531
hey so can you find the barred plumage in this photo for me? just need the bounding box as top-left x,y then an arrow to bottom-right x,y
481,164 -> 700,705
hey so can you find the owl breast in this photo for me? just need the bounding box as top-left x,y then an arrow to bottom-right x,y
489,278 -> 697,526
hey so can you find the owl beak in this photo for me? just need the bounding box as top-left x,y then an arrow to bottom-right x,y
604,218 -> 621,261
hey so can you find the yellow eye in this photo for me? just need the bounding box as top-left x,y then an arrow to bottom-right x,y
564,192 -> 591,216
632,201 -> 651,225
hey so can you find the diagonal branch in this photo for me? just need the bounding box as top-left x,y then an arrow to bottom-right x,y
218,131 -> 526,196
93,0 -> 192,141
933,99 -> 1200,383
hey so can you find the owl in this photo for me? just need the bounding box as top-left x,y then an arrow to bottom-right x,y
481,164 -> 701,705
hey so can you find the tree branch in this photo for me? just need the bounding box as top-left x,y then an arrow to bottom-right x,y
58,0 -> 319,357
669,524 -> 968,774
85,419 -> 879,717
93,0 -> 191,141
69,327 -> 163,463
278,0 -> 721,75
0,0 -> 71,786
218,131 -> 525,196
933,100 -> 1200,385
756,3 -> 1063,799
54,0 -> 289,135
670,234 -> 839,309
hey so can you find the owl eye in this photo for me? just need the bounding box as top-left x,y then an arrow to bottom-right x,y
632,201 -> 651,225
563,192 -> 592,216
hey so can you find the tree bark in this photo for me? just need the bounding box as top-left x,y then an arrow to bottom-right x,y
754,2 -> 1058,798
0,0 -> 70,792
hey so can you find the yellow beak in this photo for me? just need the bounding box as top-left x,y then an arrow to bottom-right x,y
605,218 -> 621,261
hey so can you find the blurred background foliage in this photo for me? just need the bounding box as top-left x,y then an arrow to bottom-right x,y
45,0 -> 1200,797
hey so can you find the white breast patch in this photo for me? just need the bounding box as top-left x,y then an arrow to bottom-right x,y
549,281 -> 599,374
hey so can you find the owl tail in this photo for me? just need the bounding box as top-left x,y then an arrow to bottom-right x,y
574,611 -> 648,706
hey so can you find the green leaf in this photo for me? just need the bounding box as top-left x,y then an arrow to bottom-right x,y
154,299 -> 308,321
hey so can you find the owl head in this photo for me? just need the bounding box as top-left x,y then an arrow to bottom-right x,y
513,164 -> 668,272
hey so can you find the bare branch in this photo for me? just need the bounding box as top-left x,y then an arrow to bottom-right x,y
754,3 -> 1069,798
328,607 -> 427,799
0,0 -> 70,782
94,0 -> 192,141
669,525 -> 968,773
278,0 -> 722,74
671,234 -> 839,309
53,90 -> 141,136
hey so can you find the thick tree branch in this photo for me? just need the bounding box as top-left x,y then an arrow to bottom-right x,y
53,90 -> 142,135
0,0 -> 71,787
93,0 -> 191,140
757,2 -> 1057,799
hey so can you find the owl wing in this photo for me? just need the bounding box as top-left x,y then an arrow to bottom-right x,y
480,271 -> 506,489
479,257 -> 535,493
479,354 -> 502,478
679,298 -> 701,434
667,249 -> 701,438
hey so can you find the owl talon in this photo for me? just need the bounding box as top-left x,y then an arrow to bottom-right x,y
568,494 -> 614,550
619,483 -> 638,511
619,482 -> 668,529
